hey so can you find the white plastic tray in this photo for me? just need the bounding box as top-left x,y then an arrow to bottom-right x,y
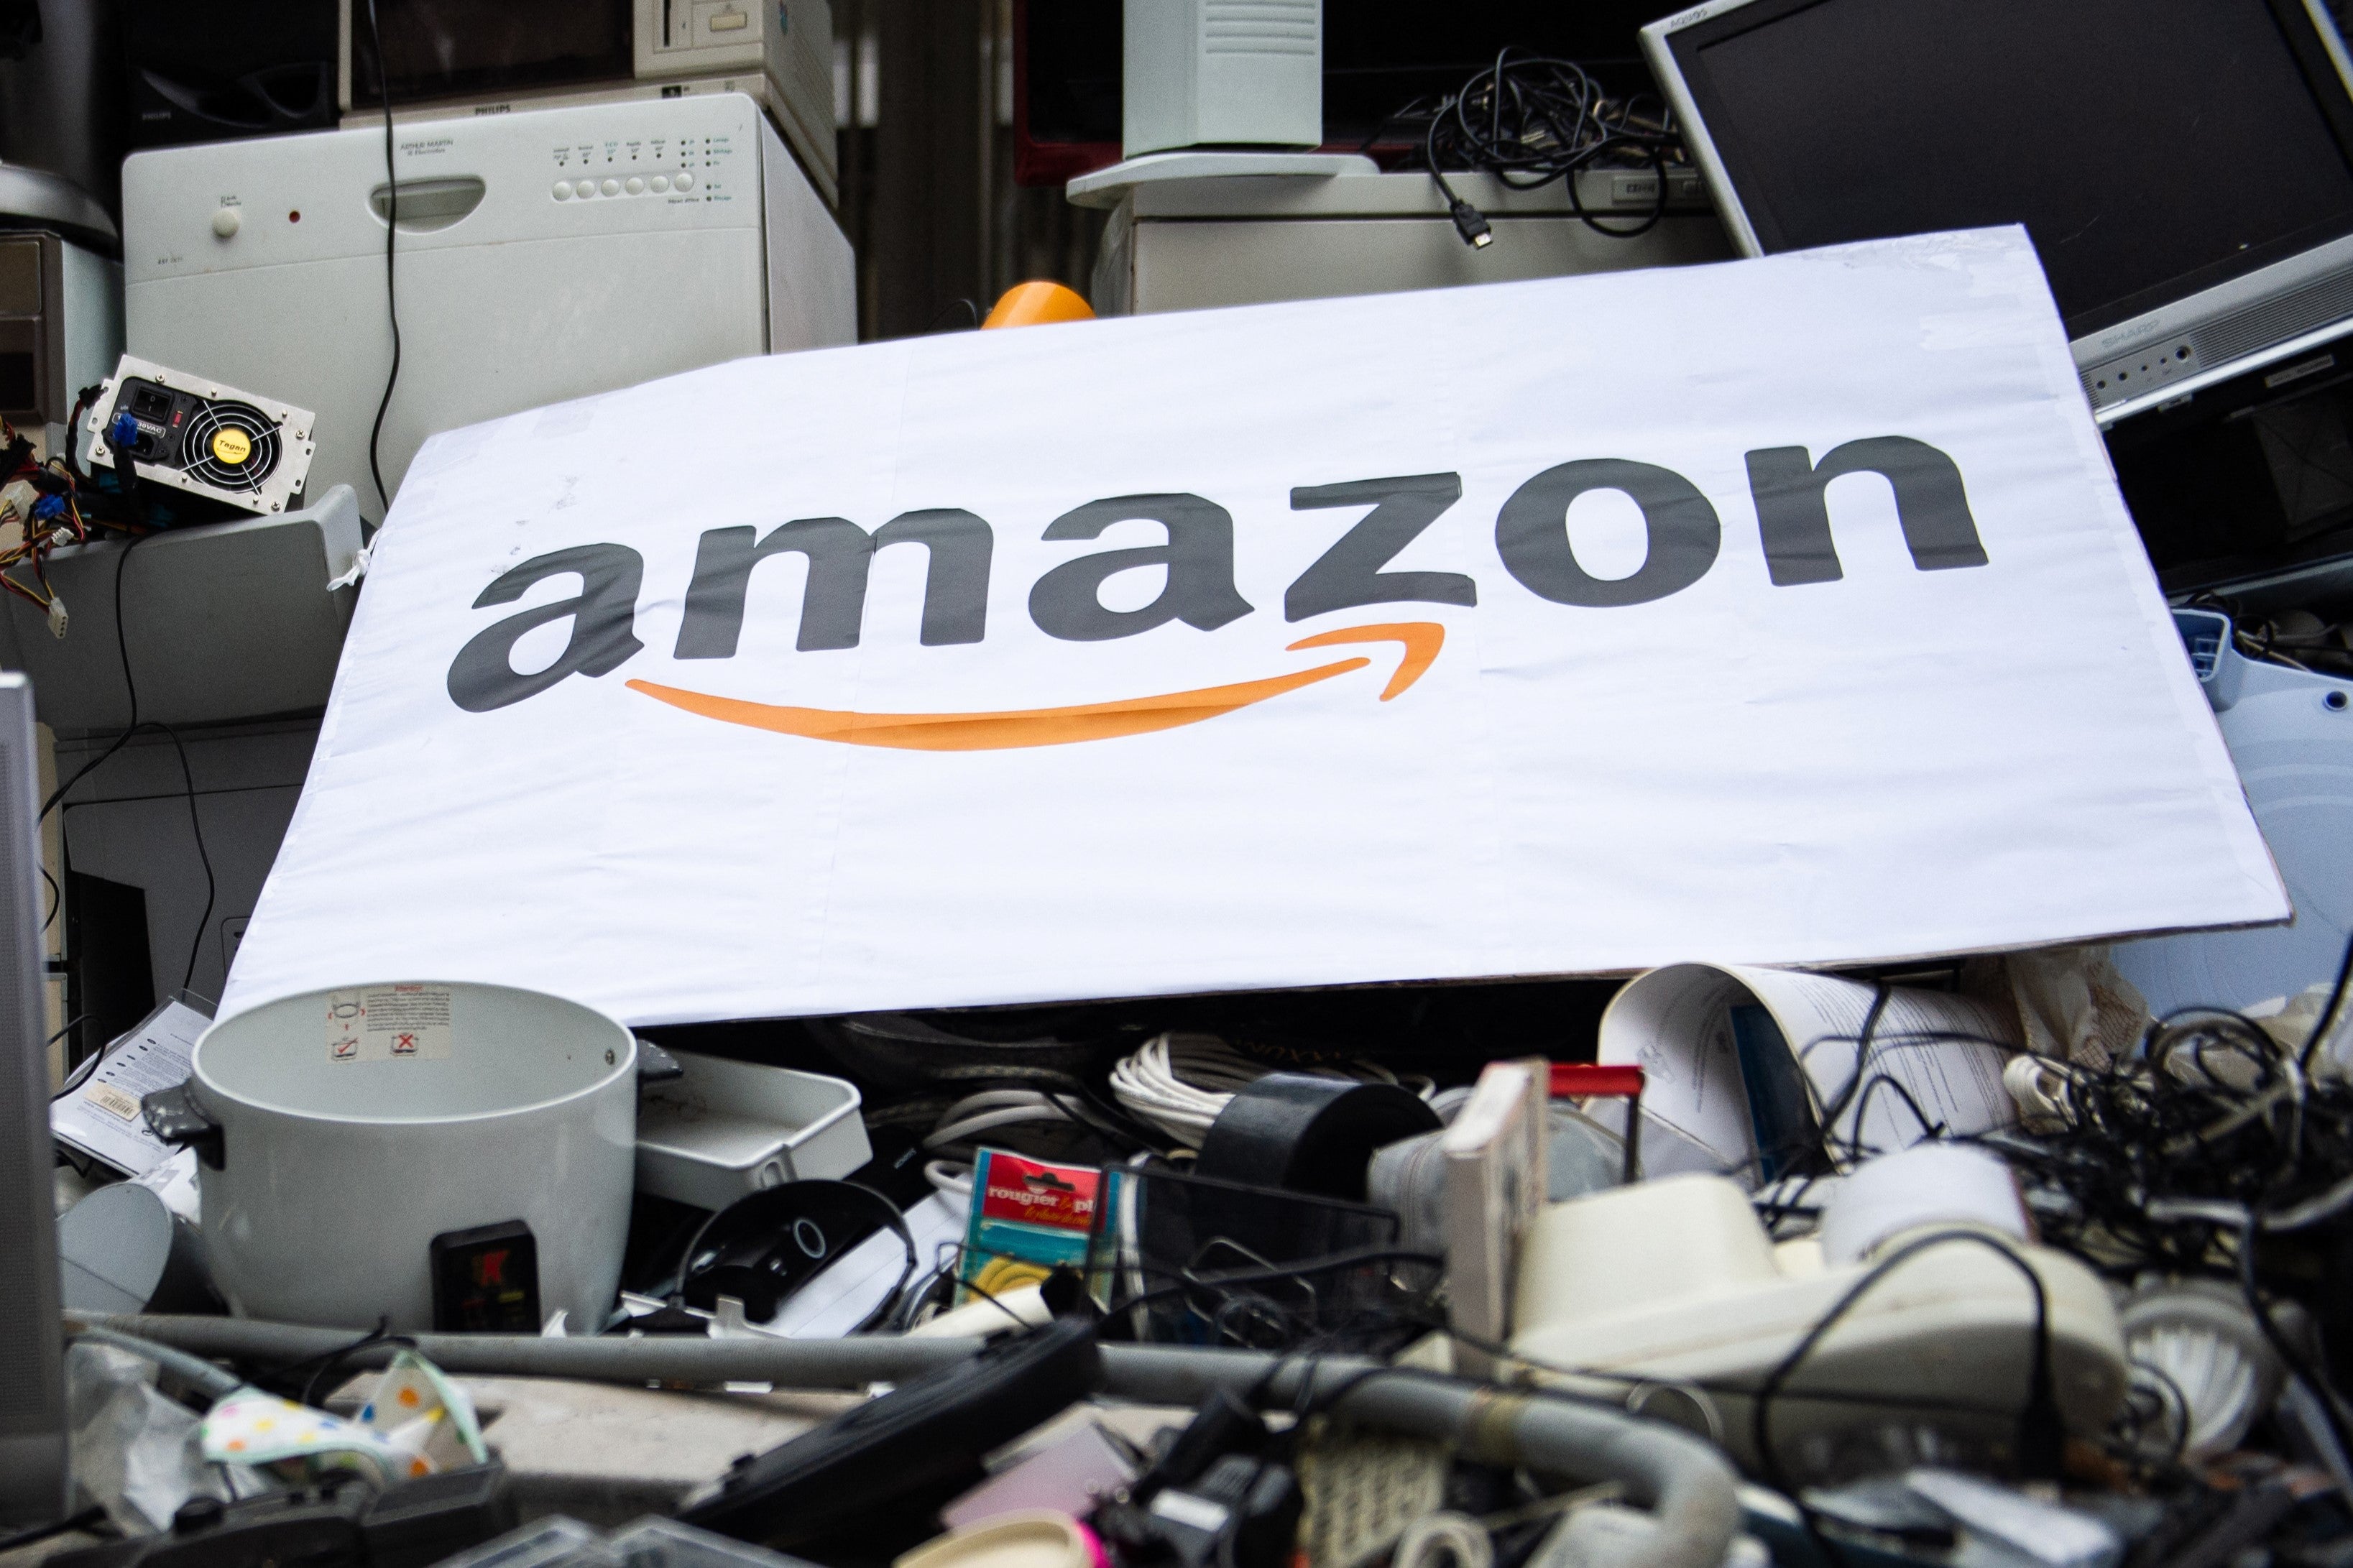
635,1051 -> 870,1211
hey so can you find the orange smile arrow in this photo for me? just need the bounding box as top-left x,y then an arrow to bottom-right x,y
625,622 -> 1444,752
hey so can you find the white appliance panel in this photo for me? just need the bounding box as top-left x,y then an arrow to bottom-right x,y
130,231 -> 767,502
761,112 -> 855,354
123,93 -> 848,513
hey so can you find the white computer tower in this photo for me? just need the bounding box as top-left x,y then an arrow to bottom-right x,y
1123,0 -> 1322,157
121,92 -> 854,512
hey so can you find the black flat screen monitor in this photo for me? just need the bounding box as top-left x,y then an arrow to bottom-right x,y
1645,0 -> 2353,423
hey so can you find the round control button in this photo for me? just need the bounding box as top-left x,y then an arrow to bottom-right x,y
625,176 -> 645,195
600,178 -> 621,196
553,181 -> 573,200
211,207 -> 241,238
574,182 -> 594,199
675,172 -> 695,192
650,175 -> 670,193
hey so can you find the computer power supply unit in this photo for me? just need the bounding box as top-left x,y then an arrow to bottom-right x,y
84,355 -> 317,515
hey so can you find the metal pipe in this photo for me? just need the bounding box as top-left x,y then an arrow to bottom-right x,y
72,1325 -> 246,1402
72,1312 -> 984,1386
78,1314 -> 1741,1568
1101,1345 -> 1741,1568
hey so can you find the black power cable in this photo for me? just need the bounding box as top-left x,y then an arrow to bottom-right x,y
2303,927 -> 2353,1071
152,724 -> 217,998
667,1179 -> 918,1334
0,1507 -> 105,1557
1367,50 -> 1686,249
41,530 -> 218,1000
2237,1211 -> 2353,1465
37,533 -> 154,819
362,0 -> 402,519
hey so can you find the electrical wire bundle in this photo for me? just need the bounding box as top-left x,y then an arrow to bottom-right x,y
16,389 -> 216,1007
1968,956 -> 2353,1472
1984,1005 -> 2353,1276
2203,604 -> 2353,681
1369,50 -> 1688,249
1108,1032 -> 1434,1147
916,1082 -> 1167,1194
0,408 -> 135,633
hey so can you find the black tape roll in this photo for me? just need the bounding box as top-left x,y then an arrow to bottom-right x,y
1195,1072 -> 1442,1202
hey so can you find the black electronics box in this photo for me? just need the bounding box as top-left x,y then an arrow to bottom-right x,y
2106,332 -> 2353,594
48,1464 -> 515,1568
121,0 -> 339,150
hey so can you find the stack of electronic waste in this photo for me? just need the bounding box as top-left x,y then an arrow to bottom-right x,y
12,5 -> 2353,1568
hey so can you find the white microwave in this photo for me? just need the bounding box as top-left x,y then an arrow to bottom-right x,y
336,0 -> 836,203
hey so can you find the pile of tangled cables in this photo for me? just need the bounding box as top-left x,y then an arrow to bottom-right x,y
1976,964 -> 2353,1462
1370,50 -> 1689,247
0,403 -> 130,632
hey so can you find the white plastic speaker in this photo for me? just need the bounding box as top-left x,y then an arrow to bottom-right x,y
2111,610 -> 2353,1018
1123,0 -> 1322,158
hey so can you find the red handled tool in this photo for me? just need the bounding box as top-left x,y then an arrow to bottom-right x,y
1548,1063 -> 1647,1184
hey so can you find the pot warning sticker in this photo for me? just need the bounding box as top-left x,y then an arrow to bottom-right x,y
326,984 -> 455,1063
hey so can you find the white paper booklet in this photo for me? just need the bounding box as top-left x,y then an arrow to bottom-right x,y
1595,964 -> 2018,1184
50,999 -> 212,1176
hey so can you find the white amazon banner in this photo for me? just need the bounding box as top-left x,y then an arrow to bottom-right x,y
221,226 -> 2285,1026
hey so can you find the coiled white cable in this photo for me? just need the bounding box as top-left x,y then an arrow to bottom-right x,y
1108,1031 -> 1436,1147
1108,1033 -> 1259,1143
923,1158 -> 974,1198
924,1088 -> 1082,1150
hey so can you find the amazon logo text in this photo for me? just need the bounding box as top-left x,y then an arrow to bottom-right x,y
446,437 -> 1985,746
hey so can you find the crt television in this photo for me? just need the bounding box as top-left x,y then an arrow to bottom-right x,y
1642,0 -> 2353,426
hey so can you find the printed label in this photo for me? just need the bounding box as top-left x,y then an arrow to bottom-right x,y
326,984 -> 455,1063
977,1151 -> 1100,1232
87,1083 -> 142,1122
